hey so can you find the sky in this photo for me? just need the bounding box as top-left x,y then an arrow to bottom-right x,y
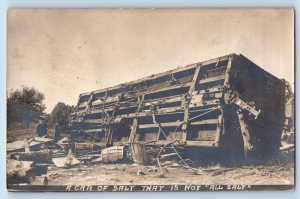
7,9 -> 294,113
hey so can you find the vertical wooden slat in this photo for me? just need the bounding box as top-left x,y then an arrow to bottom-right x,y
85,92 -> 94,113
129,118 -> 148,165
224,56 -> 233,88
214,108 -> 224,146
182,64 -> 202,141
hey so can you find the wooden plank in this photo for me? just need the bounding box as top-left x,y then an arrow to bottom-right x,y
129,119 -> 148,165
192,86 -> 223,95
142,82 -> 190,98
92,95 -> 120,106
144,95 -> 183,106
144,140 -> 216,147
139,121 -> 182,129
199,75 -> 225,84
84,92 -> 94,112
129,119 -> 138,143
105,94 -> 122,146
190,119 -> 219,125
138,119 -> 218,129
237,110 -> 253,155
189,99 -> 220,107
186,140 -> 217,147
70,128 -> 104,134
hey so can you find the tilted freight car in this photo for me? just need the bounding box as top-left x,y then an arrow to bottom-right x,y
69,53 -> 286,164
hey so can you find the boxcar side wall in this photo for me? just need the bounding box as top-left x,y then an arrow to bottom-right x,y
68,54 -> 286,163
70,55 -> 233,148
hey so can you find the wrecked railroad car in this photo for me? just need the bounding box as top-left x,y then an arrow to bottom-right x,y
69,53 -> 286,163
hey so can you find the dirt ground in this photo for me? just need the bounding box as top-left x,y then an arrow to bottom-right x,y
47,153 -> 294,186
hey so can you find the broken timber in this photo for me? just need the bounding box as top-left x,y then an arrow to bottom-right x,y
69,53 -> 286,163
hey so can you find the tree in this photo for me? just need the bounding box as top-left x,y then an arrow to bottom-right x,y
49,102 -> 74,129
7,86 -> 46,128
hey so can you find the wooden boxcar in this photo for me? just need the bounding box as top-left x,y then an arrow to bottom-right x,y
69,54 -> 286,163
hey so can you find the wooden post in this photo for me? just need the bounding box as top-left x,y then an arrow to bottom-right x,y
85,92 -> 94,113
224,56 -> 233,88
24,138 -> 30,153
182,64 -> 202,141
214,108 -> 224,146
129,118 -> 148,165
236,109 -> 253,156
129,118 -> 138,143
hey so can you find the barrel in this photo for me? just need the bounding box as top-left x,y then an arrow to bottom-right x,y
101,145 -> 124,163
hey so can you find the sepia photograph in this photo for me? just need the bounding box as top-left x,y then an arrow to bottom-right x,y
6,8 -> 294,192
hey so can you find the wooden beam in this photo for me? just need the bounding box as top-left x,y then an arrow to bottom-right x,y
190,119 -> 219,126
139,121 -> 182,129
199,75 -> 225,84
182,64 -> 202,141
189,99 -> 220,108
138,119 -> 218,129
224,56 -> 233,87
84,92 -> 94,112
70,128 -> 104,134
186,140 -> 217,147
143,140 -> 217,147
129,118 -> 138,143
236,109 -> 253,156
